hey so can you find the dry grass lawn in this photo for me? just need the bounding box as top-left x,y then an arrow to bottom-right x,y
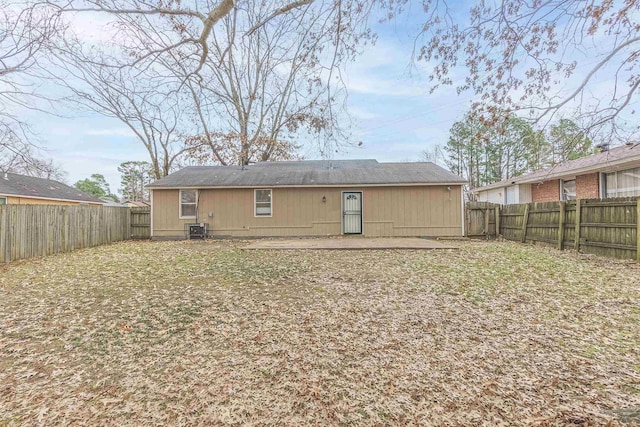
1,239 -> 639,426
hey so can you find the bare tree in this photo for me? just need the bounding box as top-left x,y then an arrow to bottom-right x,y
39,0 -> 326,76
0,123 -> 66,180
174,1 -> 370,165
411,0 -> 640,139
41,0 -> 376,166
51,40 -> 189,179
0,2 -> 66,178
420,144 -> 445,166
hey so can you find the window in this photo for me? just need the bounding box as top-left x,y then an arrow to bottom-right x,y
561,180 -> 576,201
180,189 -> 197,218
0,197 -> 5,205
505,186 -> 517,204
603,168 -> 640,198
254,189 -> 272,216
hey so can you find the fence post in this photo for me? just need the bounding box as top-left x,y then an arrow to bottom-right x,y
484,208 -> 490,239
637,200 -> 640,262
521,203 -> 530,243
126,207 -> 132,240
464,204 -> 468,237
495,205 -> 501,238
558,201 -> 566,250
574,199 -> 581,251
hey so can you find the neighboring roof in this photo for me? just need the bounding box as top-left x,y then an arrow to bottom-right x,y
123,200 -> 150,207
472,143 -> 640,192
100,197 -> 126,207
0,172 -> 103,204
147,159 -> 466,188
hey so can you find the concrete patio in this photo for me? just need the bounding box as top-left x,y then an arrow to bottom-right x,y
242,237 -> 458,250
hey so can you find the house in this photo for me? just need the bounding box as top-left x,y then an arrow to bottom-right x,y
122,200 -> 150,208
471,142 -> 640,204
0,172 -> 103,205
147,159 -> 466,239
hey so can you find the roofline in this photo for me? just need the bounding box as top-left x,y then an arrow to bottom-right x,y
471,153 -> 640,193
0,193 -> 105,204
518,155 -> 640,183
147,182 -> 466,190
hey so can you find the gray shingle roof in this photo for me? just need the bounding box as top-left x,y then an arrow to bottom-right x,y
472,143 -> 640,192
147,159 -> 465,188
0,172 -> 103,203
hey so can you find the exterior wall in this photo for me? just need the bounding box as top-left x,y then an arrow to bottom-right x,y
152,185 -> 463,238
530,174 -> 599,202
1,195 -> 99,206
531,180 -> 560,202
576,173 -> 600,199
476,184 -> 532,205
477,188 -> 504,204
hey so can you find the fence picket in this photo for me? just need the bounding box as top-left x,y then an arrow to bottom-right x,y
0,205 -> 138,263
558,202 -> 566,250
467,197 -> 639,261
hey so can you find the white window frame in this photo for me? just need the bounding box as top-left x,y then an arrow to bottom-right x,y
254,189 -> 272,217
560,179 -> 576,201
602,171 -> 616,198
505,185 -> 517,204
601,168 -> 640,198
0,197 -> 6,205
179,189 -> 197,219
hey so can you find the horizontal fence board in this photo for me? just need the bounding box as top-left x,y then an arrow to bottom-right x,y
580,240 -> 636,251
529,208 -> 561,213
581,222 -> 635,228
582,200 -> 638,207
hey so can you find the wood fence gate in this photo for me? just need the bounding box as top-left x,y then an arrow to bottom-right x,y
465,202 -> 499,238
130,207 -> 151,239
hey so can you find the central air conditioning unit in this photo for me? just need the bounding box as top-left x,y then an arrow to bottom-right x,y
186,223 -> 208,239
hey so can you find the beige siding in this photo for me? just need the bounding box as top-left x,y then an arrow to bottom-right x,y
2,195 -> 100,206
152,186 -> 463,238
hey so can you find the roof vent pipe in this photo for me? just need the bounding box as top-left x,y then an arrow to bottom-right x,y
3,172 -> 7,180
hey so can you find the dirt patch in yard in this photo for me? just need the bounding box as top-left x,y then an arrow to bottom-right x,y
0,240 -> 639,425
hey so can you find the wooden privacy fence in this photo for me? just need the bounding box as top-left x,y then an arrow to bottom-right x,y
466,198 -> 640,261
130,207 -> 151,239
0,205 -> 132,263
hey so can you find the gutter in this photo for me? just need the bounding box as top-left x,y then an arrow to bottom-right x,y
0,193 -> 105,205
146,182 -> 467,190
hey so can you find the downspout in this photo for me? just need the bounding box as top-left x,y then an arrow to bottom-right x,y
149,189 -> 154,239
195,190 -> 201,224
460,185 -> 465,237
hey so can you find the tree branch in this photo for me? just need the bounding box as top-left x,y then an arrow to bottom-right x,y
245,0 -> 315,36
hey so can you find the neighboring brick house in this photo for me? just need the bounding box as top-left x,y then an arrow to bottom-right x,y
470,142 -> 640,204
